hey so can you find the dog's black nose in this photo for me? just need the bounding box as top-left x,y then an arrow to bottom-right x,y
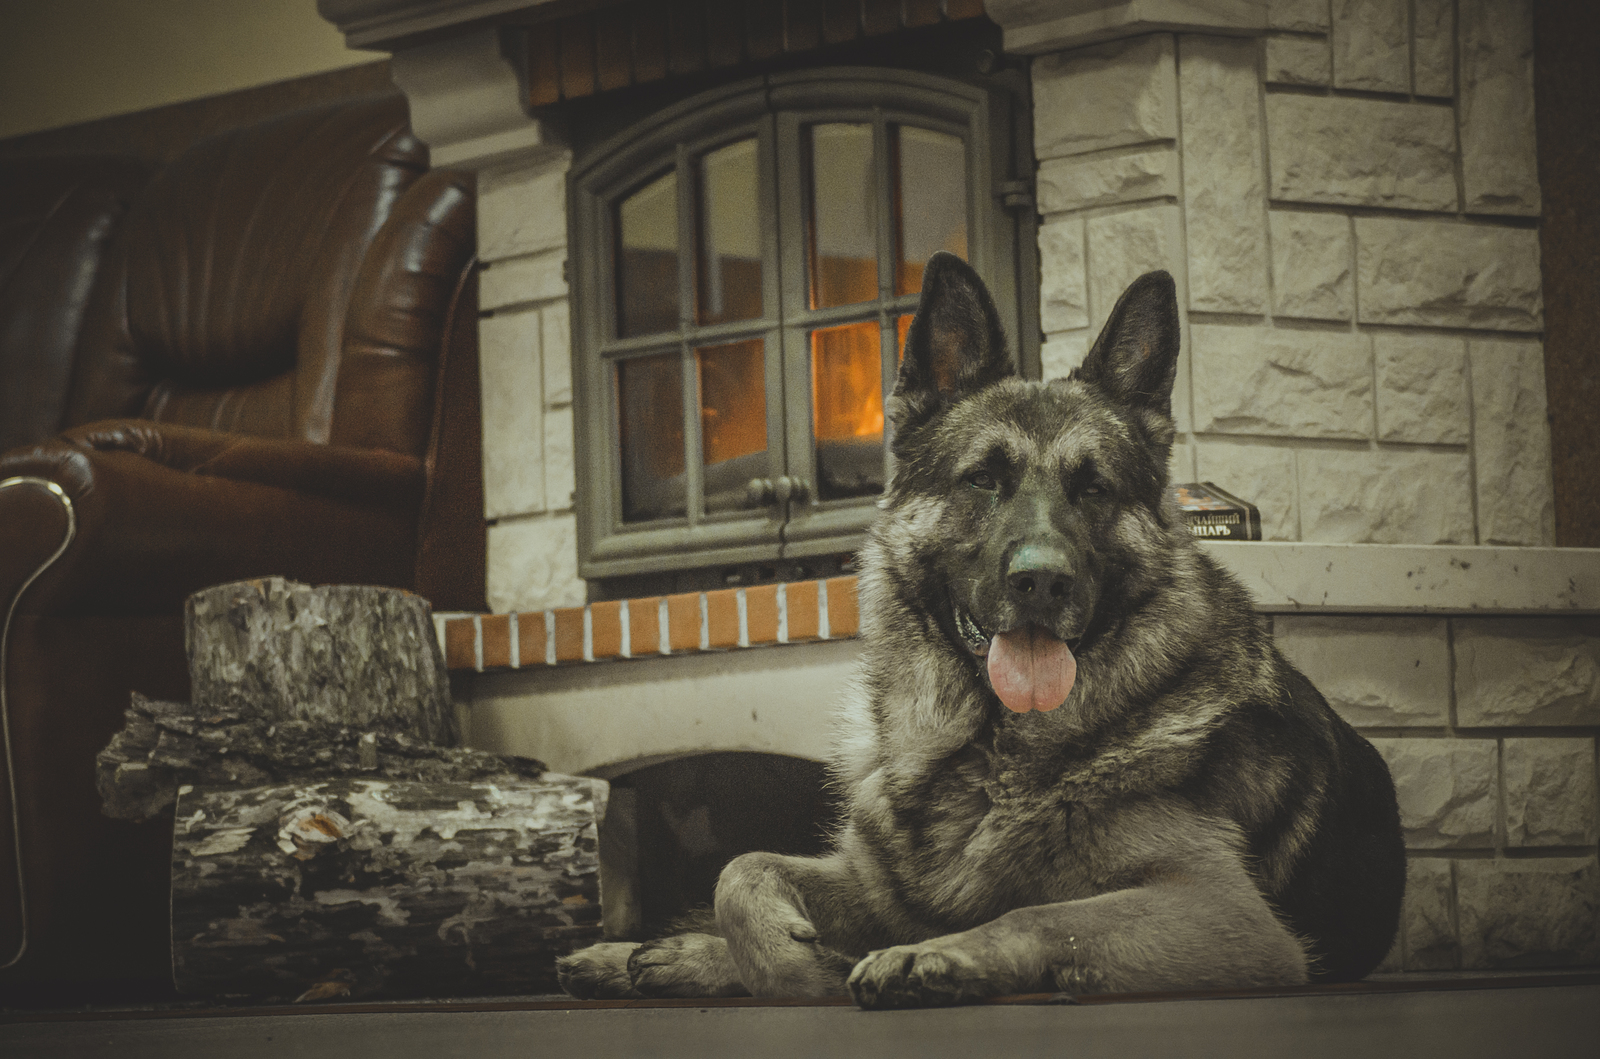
1006,544 -> 1073,602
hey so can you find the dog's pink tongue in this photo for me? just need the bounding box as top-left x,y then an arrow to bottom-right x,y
987,627 -> 1076,713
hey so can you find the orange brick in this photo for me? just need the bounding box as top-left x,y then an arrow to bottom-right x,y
553,607 -> 585,662
517,611 -> 548,666
628,597 -> 662,657
786,581 -> 819,642
590,600 -> 624,660
666,591 -> 702,652
744,584 -> 780,645
825,576 -> 860,638
479,614 -> 512,669
443,617 -> 477,670
705,588 -> 740,649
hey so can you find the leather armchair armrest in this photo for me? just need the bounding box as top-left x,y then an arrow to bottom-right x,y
60,420 -> 424,509
0,428 -> 425,617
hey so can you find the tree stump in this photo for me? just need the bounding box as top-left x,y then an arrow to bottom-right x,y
171,776 -> 605,999
185,578 -> 455,744
93,577 -> 609,998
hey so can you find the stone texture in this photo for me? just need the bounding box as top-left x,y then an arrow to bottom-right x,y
1192,439 -> 1297,540
1412,0 -> 1455,97
1331,0 -> 1409,92
1470,339 -> 1555,546
1266,96 -> 1457,211
1458,0 -> 1541,215
478,154 -> 570,263
480,308 -> 545,520
480,250 -> 567,311
1454,618 -> 1600,727
1369,738 -> 1499,849
1168,435 -> 1197,487
1402,859 -> 1458,971
1265,34 -> 1330,86
1503,739 -> 1600,847
1297,447 -> 1473,544
542,301 -> 572,406
487,514 -> 586,614
1038,218 -> 1088,333
1179,35 -> 1268,315
543,404 -> 576,513
1375,334 -> 1469,445
1273,616 -> 1451,726
1355,219 -> 1543,331
1190,325 -> 1371,439
1456,858 -> 1600,969
1036,148 -> 1177,214
1269,0 -> 1329,31
1040,330 -> 1089,382
1269,211 -> 1352,321
1086,205 -> 1182,335
1033,35 -> 1177,160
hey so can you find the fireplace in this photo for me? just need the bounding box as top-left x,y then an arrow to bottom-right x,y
323,0 -> 1600,975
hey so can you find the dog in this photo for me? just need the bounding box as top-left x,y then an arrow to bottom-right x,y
558,253 -> 1405,1008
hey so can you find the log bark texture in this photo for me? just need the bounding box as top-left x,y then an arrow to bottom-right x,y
185,578 -> 454,743
171,775 -> 605,999
96,693 -> 546,821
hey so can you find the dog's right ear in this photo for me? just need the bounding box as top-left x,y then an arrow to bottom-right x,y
1072,271 -> 1180,420
890,252 -> 1014,434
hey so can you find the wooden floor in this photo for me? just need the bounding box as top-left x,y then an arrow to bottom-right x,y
3,976 -> 1596,1059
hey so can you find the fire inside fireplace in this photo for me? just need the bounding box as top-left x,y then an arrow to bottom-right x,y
614,121 -> 966,523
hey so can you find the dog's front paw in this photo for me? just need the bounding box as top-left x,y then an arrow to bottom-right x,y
627,933 -> 749,998
847,944 -> 988,1009
557,941 -> 642,999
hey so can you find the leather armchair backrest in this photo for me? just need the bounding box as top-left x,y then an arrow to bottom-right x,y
62,94 -> 429,445
0,156 -> 148,453
332,167 -> 476,457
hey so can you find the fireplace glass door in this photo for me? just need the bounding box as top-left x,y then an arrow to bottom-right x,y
573,69 -> 1030,580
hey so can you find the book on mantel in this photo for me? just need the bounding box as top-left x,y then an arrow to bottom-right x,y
1170,482 -> 1262,541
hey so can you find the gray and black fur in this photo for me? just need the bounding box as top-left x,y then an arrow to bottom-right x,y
559,253 -> 1405,1007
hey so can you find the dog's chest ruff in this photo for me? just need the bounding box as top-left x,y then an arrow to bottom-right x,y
872,745 -> 1099,920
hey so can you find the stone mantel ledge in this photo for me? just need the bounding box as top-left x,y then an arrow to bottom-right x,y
987,0 -> 1269,55
437,544 -> 1600,674
1207,543 -> 1600,615
318,0 -> 569,51
324,1 -> 1272,55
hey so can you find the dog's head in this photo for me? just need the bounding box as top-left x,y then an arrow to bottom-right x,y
877,252 -> 1183,715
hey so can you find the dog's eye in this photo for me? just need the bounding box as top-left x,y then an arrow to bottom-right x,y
1083,483 -> 1107,497
967,470 -> 998,491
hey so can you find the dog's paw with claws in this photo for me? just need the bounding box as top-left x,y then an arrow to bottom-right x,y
557,941 -> 643,999
847,944 -> 990,1009
628,933 -> 750,998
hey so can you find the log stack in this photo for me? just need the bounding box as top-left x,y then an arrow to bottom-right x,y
97,578 -> 605,1000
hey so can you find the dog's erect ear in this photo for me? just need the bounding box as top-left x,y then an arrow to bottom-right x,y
1073,271 -> 1181,419
891,252 -> 1014,430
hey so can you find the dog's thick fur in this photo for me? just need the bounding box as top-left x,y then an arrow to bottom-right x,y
560,254 -> 1405,1008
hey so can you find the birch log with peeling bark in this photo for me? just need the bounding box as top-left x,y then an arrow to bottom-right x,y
185,578 -> 454,743
171,775 -> 606,999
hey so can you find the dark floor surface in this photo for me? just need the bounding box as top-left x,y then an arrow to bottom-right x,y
3,976 -> 1596,1059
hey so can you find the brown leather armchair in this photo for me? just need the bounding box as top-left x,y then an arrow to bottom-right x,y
0,95 -> 486,999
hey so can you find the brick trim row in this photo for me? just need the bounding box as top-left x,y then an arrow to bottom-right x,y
438,576 -> 860,671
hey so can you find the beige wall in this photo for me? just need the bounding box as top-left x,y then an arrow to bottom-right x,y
0,0 -> 369,139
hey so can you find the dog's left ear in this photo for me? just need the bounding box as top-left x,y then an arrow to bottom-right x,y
1073,271 -> 1181,420
891,252 -> 1014,431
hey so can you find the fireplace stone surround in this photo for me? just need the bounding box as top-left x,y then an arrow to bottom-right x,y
321,0 -> 1598,974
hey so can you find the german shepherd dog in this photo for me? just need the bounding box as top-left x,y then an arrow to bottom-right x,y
559,253 -> 1405,1008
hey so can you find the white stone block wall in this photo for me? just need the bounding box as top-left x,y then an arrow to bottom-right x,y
1276,615 -> 1600,970
476,153 -> 587,614
1032,0 -> 1554,545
